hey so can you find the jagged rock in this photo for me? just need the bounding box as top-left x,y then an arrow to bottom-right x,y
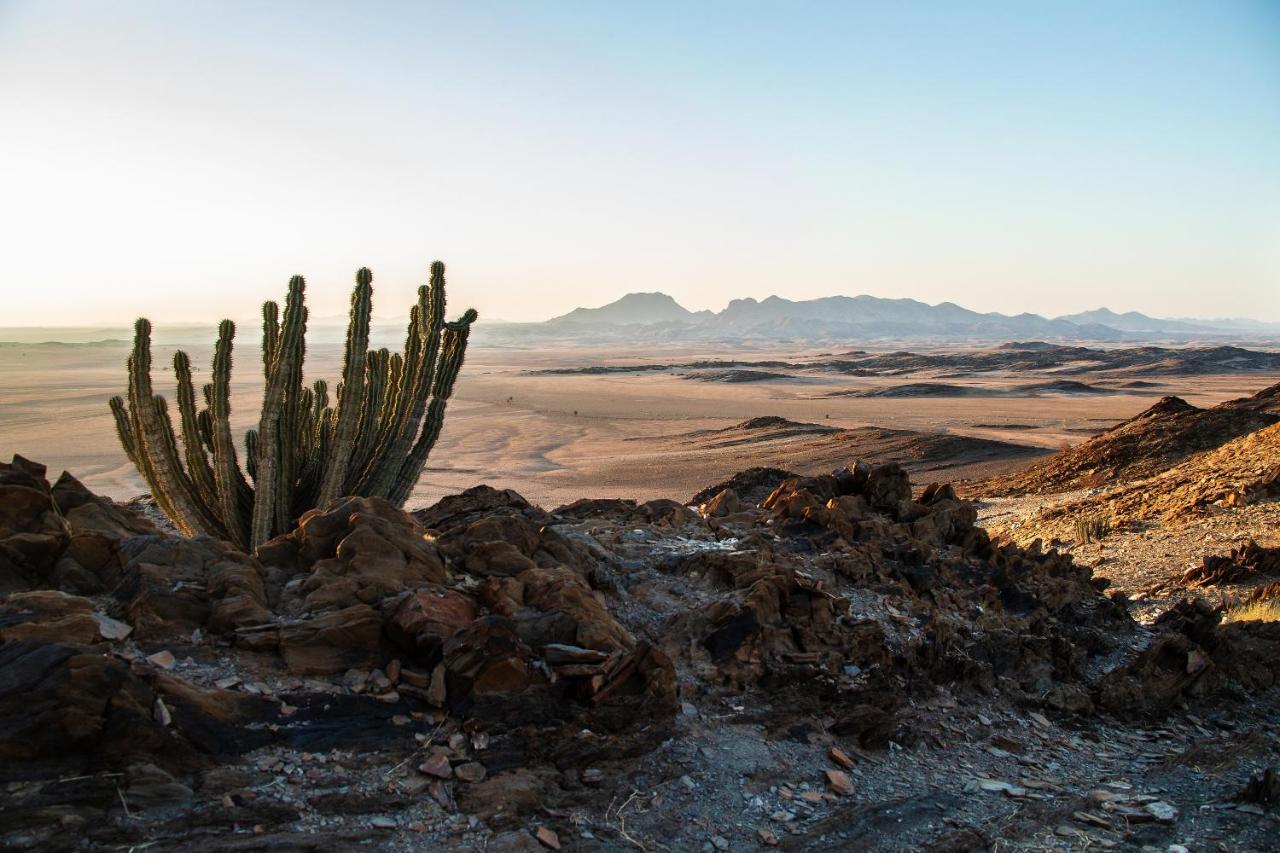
384,585 -> 478,662
0,456 -> 68,594
864,462 -> 911,512
991,385 -> 1280,495
442,616 -> 538,702
700,488 -> 745,518
0,641 -> 267,778
1183,540 -> 1280,587
688,467 -> 797,507
276,497 -> 446,612
0,590 -> 104,645
418,486 -> 593,578
111,535 -> 268,639
236,605 -> 383,675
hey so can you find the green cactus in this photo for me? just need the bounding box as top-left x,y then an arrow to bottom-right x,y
110,263 -> 478,548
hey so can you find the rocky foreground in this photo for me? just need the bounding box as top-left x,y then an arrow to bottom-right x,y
2,454 -> 1278,851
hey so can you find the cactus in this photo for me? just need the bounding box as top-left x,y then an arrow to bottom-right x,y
110,263 -> 478,548
1073,514 -> 1111,545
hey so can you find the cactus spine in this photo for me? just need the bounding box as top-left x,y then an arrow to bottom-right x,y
112,263 -> 477,549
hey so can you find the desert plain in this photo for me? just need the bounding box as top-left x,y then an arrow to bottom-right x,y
3,333 -> 1275,509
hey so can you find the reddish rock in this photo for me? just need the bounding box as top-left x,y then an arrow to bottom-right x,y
384,586 -> 478,658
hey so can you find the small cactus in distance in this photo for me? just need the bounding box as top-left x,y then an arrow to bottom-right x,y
110,263 -> 478,549
1073,514 -> 1111,545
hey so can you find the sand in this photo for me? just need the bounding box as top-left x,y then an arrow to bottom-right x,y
2,336 -> 1276,510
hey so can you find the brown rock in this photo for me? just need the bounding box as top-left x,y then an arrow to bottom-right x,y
454,761 -> 487,783
455,767 -> 559,819
829,747 -> 854,770
700,488 -> 745,518
384,586 -> 477,656
535,826 -> 561,850
285,497 -> 446,611
418,750 -> 452,779
238,605 -> 382,676
0,590 -> 101,645
824,769 -> 854,796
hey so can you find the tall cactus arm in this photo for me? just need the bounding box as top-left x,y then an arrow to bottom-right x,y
389,309 -> 477,506
346,348 -> 389,490
250,276 -> 307,548
261,301 -> 280,384
126,319 -> 224,536
109,395 -> 137,465
316,268 -> 372,507
362,265 -> 447,498
210,319 -> 250,549
244,429 -> 259,484
173,350 -> 221,520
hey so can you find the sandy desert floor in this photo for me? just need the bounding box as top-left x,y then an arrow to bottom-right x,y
2,337 -> 1276,513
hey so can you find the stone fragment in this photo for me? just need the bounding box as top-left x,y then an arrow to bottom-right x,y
535,827 -> 560,850
419,751 -> 452,779
455,762 -> 487,783
824,769 -> 853,796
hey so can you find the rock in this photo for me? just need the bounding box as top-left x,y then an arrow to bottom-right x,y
824,769 -> 853,796
829,747 -> 855,770
1145,801 -> 1178,823
384,586 -> 477,658
456,767 -> 560,820
863,462 -> 911,513
92,612 -> 134,640
147,650 -> 177,670
1239,767 -> 1280,809
1043,683 -> 1094,715
0,456 -> 69,593
0,590 -> 102,645
535,826 -> 561,850
419,751 -> 452,779
700,489 -> 745,518
237,605 -> 383,675
0,640 -> 267,776
287,497 -> 447,611
455,761 -> 487,783
758,828 -> 780,846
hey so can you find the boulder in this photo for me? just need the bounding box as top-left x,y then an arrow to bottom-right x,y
287,497 -> 446,611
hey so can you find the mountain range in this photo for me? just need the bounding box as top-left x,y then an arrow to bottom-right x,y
488,292 -> 1278,344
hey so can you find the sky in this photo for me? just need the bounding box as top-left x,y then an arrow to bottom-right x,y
1,1 -> 1278,326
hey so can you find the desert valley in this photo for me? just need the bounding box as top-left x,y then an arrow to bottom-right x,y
3,309 -> 1280,851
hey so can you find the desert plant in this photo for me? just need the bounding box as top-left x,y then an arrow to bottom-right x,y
110,263 -> 477,549
1072,513 -> 1111,545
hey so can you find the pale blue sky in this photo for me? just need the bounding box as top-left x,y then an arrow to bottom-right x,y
2,1 -> 1278,325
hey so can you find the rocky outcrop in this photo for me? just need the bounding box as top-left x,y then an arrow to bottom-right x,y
4,453 -> 1280,850
989,384 -> 1280,496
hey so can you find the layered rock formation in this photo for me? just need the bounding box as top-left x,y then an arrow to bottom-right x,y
2,453 -> 1278,850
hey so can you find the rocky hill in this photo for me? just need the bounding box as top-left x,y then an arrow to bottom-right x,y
3,454 -> 1279,850
989,383 -> 1280,495
1034,422 -> 1280,528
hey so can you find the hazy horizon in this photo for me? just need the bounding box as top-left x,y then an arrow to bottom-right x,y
3,1 -> 1278,325
0,287 -> 1277,332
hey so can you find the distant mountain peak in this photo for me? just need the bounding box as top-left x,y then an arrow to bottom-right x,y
527,290 -> 1265,343
549,291 -> 702,325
